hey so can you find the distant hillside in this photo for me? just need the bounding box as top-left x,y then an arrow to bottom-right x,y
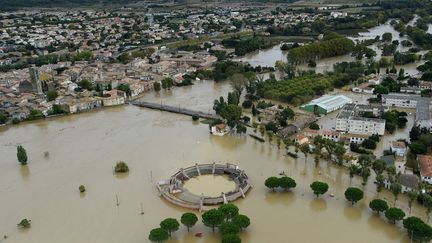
0,0 -> 147,10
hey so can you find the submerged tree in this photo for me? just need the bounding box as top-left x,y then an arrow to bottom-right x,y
202,209 -> 224,232
219,204 -> 239,222
180,213 -> 198,232
279,176 -> 296,191
407,190 -> 419,215
345,187 -> 364,205
264,177 -> 280,192
17,145 -> 28,165
148,228 -> 169,243
232,214 -> 250,230
385,207 -> 406,224
160,218 -> 179,237
369,199 -> 389,215
310,181 -> 329,197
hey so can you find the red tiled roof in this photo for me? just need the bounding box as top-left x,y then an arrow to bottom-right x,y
418,155 -> 432,177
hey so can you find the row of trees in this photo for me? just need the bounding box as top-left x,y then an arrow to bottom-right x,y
369,198 -> 432,241
287,34 -> 355,64
148,204 -> 250,243
265,177 -> 364,205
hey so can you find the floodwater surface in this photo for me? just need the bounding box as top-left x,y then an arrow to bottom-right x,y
0,82 -> 425,243
183,174 -> 236,197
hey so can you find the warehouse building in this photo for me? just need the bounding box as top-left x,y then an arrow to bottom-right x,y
301,95 -> 352,114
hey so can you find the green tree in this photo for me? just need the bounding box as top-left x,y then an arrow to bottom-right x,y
423,194 -> 432,222
153,82 -> 161,92
180,212 -> 198,232
349,164 -> 359,180
372,159 -> 387,175
148,228 -> 169,243
309,123 -> 320,130
46,90 -> 58,101
0,112 -> 7,124
360,167 -> 371,186
160,218 -> 179,237
221,234 -> 241,243
385,207 -> 406,224
279,176 -> 296,191
79,185 -> 86,193
310,181 -> 329,197
17,219 -> 31,228
251,104 -> 257,116
219,222 -> 240,235
265,177 -> 280,192
344,187 -> 364,205
202,209 -> 224,232
369,199 -> 389,214
409,142 -> 427,155
300,143 -> 310,163
403,216 -> 432,242
17,145 -> 28,165
114,161 -> 129,173
232,214 -> 250,230
219,204 -> 239,222
407,190 -> 419,215
391,182 -> 402,206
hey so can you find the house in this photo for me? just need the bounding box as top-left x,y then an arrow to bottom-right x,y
211,124 -> 228,136
384,174 -> 419,193
102,95 -> 125,107
322,130 -> 340,142
352,83 -> 374,94
418,155 -> 432,184
295,134 -> 309,145
303,128 -> 320,139
277,125 -> 299,138
391,141 -> 407,157
340,133 -> 369,144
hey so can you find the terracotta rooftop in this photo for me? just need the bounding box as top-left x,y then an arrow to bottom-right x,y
391,141 -> 406,149
418,155 -> 432,177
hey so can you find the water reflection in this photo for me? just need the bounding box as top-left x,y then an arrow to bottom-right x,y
309,198 -> 327,212
19,165 -> 30,181
343,205 -> 362,221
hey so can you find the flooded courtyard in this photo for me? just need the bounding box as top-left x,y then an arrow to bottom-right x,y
183,174 -> 236,198
0,80 -> 426,243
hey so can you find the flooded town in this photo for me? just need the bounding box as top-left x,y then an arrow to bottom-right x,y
1,0 -> 432,243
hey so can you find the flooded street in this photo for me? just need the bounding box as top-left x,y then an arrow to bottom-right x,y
0,80 -> 425,243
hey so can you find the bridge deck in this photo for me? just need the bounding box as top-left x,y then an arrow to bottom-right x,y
132,101 -> 221,120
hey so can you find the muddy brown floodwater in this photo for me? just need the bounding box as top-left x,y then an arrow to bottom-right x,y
183,174 -> 236,197
0,81 -> 426,243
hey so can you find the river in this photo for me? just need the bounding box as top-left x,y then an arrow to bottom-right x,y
0,80 -> 427,243
237,21 -> 429,76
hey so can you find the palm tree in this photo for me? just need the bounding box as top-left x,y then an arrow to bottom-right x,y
348,164 -> 359,181
407,190 -> 418,215
259,125 -> 266,138
391,182 -> 402,207
267,131 -> 273,145
424,194 -> 432,222
276,136 -> 281,149
300,143 -> 310,164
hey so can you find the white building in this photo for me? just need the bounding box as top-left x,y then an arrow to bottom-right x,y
382,93 -> 432,130
390,141 -> 407,157
336,104 -> 386,135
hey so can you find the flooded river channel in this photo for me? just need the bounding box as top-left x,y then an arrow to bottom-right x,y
0,80 -> 426,243
238,20 -> 429,76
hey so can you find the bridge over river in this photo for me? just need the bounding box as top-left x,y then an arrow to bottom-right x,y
132,101 -> 221,120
